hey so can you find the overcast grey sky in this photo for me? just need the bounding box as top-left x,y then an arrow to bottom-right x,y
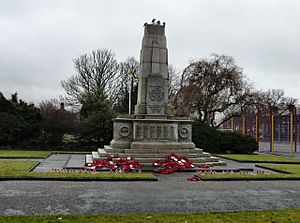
0,0 -> 300,104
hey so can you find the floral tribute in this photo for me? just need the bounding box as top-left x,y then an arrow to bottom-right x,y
85,156 -> 142,172
152,153 -> 209,175
187,175 -> 203,181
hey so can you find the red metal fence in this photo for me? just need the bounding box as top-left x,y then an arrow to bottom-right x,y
220,106 -> 299,156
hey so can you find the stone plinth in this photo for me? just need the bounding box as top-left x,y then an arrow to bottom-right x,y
110,117 -> 195,150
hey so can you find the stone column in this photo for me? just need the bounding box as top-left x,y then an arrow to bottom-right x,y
134,23 -> 171,117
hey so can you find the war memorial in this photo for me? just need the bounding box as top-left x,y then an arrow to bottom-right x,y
86,20 -> 225,168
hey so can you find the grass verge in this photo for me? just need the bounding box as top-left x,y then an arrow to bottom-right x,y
0,160 -> 156,180
0,209 -> 300,222
217,154 -> 300,163
0,150 -> 51,158
202,164 -> 300,180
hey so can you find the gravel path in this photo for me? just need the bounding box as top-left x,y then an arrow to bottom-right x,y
1,174 -> 300,215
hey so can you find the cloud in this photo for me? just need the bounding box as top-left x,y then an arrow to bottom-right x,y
0,0 -> 300,103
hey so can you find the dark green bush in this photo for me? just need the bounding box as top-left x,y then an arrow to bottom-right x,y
192,123 -> 258,154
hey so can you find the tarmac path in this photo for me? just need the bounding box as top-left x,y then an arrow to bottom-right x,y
1,173 -> 300,215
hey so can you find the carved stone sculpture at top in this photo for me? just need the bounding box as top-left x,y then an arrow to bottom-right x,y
135,21 -> 171,117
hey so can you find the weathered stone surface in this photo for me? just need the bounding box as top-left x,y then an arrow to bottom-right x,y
136,78 -> 147,104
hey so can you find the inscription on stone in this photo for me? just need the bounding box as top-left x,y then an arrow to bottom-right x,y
143,125 -> 149,139
135,124 -> 177,141
150,126 -> 156,139
148,86 -> 164,102
147,77 -> 165,115
157,126 -> 162,139
147,104 -> 163,115
163,126 -> 168,139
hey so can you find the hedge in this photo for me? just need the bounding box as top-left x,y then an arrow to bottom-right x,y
192,123 -> 258,154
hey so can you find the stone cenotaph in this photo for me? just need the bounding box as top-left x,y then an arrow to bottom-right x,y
86,20 -> 225,167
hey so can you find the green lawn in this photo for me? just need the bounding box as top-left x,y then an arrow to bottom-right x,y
0,209 -> 300,222
217,154 -> 300,163
0,150 -> 51,158
0,160 -> 156,180
202,163 -> 300,180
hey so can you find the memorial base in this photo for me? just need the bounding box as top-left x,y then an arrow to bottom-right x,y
109,116 -> 195,150
85,116 -> 226,168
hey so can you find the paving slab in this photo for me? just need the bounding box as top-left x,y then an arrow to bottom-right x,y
65,155 -> 86,169
33,154 -> 72,172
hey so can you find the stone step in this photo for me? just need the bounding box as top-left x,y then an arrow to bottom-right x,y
98,148 -> 108,156
88,153 -> 225,167
140,162 -> 208,167
123,148 -> 201,154
202,152 -> 212,157
99,149 -> 206,157
140,160 -> 227,167
93,154 -> 218,163
104,145 -> 204,154
92,151 -> 100,160
104,145 -> 124,153
97,153 -> 210,159
208,160 -> 227,166
85,155 -> 93,163
209,156 -> 220,162
90,152 -> 221,165
132,157 -> 207,163
195,148 -> 204,153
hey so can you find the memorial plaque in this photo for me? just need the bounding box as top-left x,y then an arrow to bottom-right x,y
146,76 -> 165,115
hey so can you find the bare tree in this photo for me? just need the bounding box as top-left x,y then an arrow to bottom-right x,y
113,57 -> 139,114
176,54 -> 256,126
61,49 -> 120,108
256,89 -> 297,114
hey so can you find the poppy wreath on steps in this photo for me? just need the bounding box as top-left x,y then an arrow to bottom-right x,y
152,153 -> 203,174
85,156 -> 142,172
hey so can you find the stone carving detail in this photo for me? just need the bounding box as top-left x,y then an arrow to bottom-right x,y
119,126 -> 130,137
179,127 -> 190,139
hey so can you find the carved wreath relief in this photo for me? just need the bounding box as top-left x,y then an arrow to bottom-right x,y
119,126 -> 130,137
179,127 -> 190,139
